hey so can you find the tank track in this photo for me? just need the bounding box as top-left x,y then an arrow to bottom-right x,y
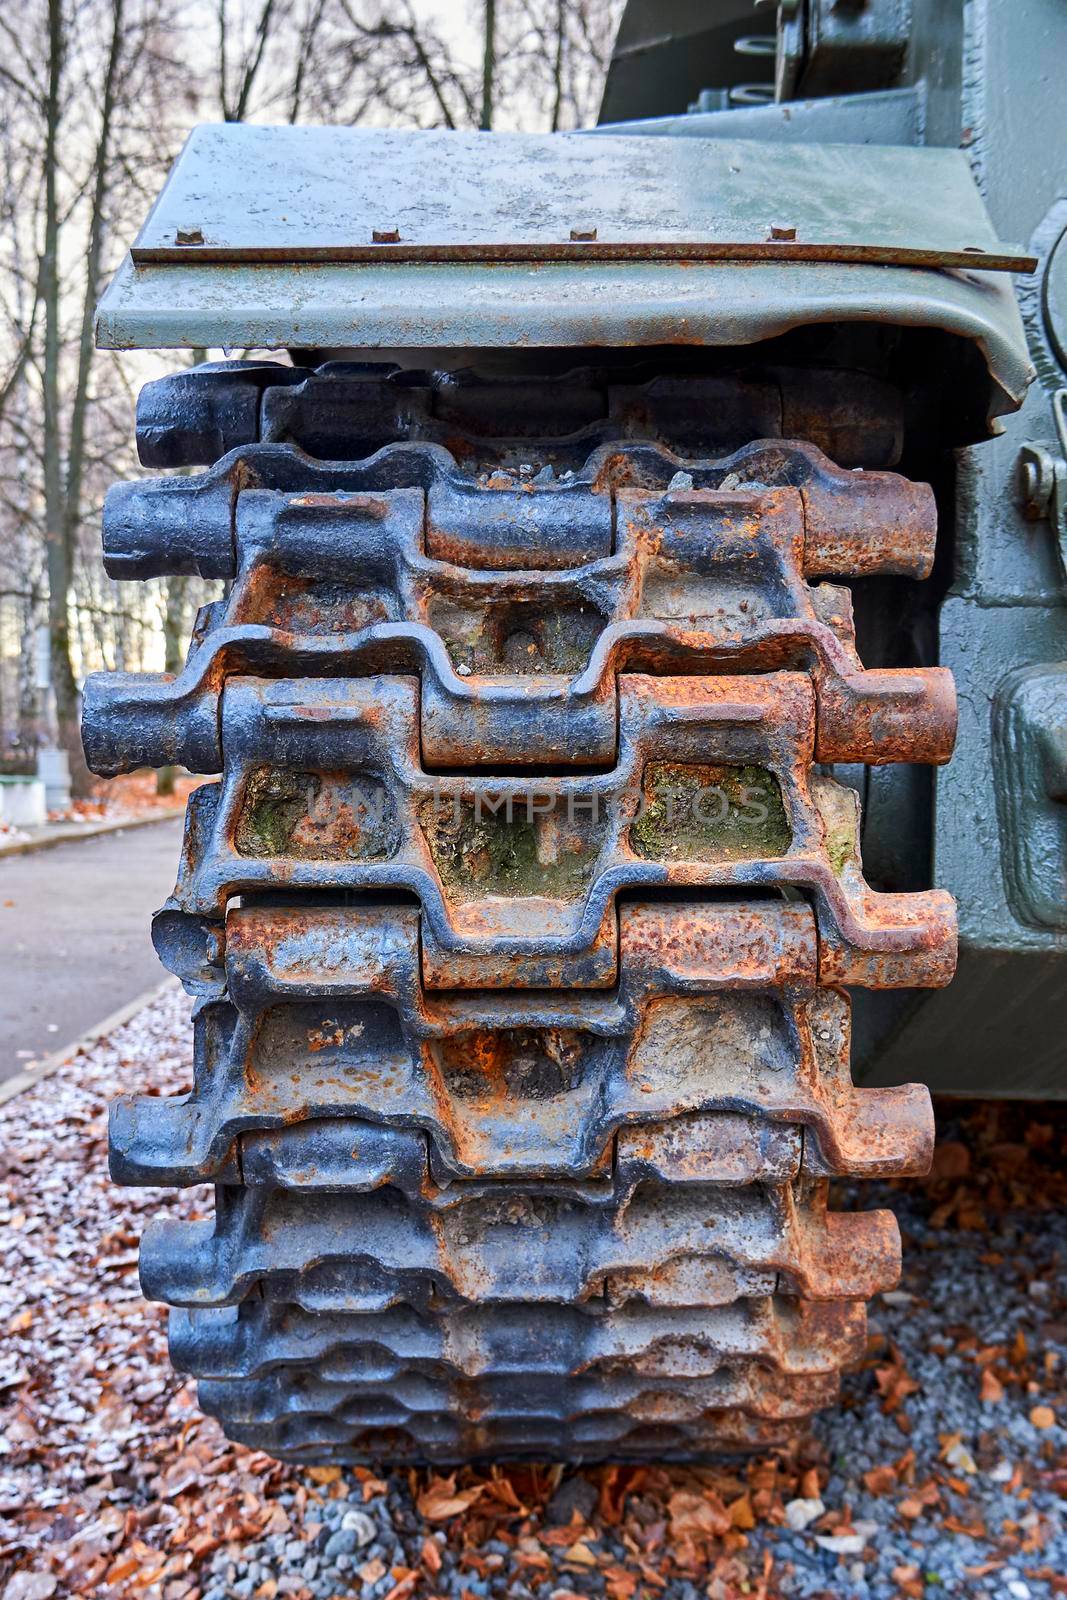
83,358 -> 952,1464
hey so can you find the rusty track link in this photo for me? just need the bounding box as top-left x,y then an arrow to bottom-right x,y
83,360 -> 947,1463
134,359 -> 906,471
110,901 -> 933,1187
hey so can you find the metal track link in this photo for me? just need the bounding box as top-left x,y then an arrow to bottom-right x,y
134,358 -> 906,472
83,360 -> 948,1463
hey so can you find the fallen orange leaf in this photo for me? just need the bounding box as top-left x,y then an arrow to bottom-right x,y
382,1575 -> 418,1600
668,1489 -> 731,1541
416,1476 -> 485,1522
799,1468 -> 821,1500
562,1542 -> 598,1568
420,1537 -> 442,1575
728,1493 -> 756,1531
930,1140 -> 970,1180
981,1369 -> 1006,1403
105,1557 -> 141,1584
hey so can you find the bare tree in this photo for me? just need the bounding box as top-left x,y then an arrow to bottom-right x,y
493,0 -> 621,131
218,0 -> 279,121
0,0 -> 194,786
331,2 -> 477,129
0,0 -> 623,794
38,0 -> 130,791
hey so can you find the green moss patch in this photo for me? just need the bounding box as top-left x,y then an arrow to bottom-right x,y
235,767 -> 399,860
630,763 -> 791,862
419,791 -> 603,900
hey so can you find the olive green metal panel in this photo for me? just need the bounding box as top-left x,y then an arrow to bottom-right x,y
94,249 -> 1030,435
129,127 -> 1028,270
95,126 -> 1033,442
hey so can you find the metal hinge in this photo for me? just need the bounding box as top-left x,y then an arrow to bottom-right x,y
1019,388 -> 1067,585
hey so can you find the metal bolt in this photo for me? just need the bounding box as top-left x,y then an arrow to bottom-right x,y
570,227 -> 597,242
372,228 -> 401,244
1018,446 -> 1055,517
175,226 -> 204,245
769,225 -> 797,241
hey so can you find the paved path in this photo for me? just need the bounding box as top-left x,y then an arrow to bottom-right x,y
0,817 -> 183,1083
0,808 -> 181,859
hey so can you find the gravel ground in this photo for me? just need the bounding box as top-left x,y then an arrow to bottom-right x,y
0,988 -> 1063,1600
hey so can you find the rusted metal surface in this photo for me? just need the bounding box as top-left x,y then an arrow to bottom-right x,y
135,673 -> 956,992
111,901 -> 933,1188
83,437 -> 953,778
134,360 -> 909,471
141,1179 -> 900,1310
169,1296 -> 871,1461
172,1296 -> 868,1382
100,436 -> 935,578
84,360 -> 950,1463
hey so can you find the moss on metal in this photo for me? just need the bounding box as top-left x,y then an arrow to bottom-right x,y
418,792 -> 603,899
235,767 -> 399,860
630,763 -> 791,862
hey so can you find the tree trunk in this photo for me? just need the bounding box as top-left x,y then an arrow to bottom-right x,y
40,0 -> 90,796
551,0 -> 566,131
17,594 -> 41,757
41,0 -> 126,797
156,576 -> 190,796
480,0 -> 496,129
